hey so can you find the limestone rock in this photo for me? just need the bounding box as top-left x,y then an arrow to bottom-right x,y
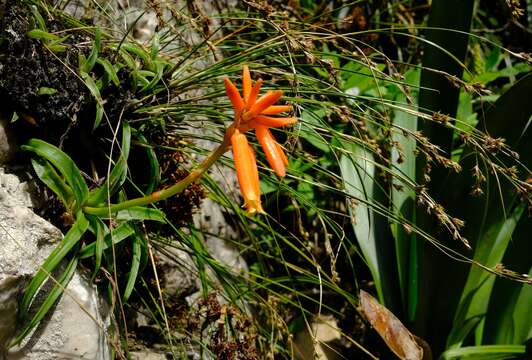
293,315 -> 342,360
0,169 -> 112,359
7,272 -> 112,360
0,118 -> 15,165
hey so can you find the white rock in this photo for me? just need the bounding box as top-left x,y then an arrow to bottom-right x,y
293,315 -> 342,360
129,351 -> 168,360
7,272 -> 112,360
0,169 -> 112,359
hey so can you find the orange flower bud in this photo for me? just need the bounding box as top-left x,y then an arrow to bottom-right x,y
261,105 -> 292,115
247,78 -> 263,107
252,116 -> 297,128
247,90 -> 283,118
242,65 -> 252,103
224,78 -> 245,112
255,125 -> 286,177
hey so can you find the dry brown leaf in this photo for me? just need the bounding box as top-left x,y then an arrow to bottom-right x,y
360,290 -> 424,360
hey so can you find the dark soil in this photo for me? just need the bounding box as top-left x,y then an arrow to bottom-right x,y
0,1 -> 91,143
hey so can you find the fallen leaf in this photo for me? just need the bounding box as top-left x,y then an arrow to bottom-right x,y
360,290 -> 425,360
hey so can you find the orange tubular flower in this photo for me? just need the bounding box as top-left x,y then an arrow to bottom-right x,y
231,129 -> 263,214
225,65 -> 296,214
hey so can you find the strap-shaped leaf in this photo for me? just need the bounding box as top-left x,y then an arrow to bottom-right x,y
19,215 -> 89,319
82,29 -> 101,73
448,74 -> 532,348
121,43 -> 151,68
86,215 -> 108,279
80,71 -> 104,130
115,206 -> 166,222
27,29 -> 60,41
140,60 -> 166,93
123,227 -> 145,301
22,139 -> 89,212
134,132 -> 160,194
87,122 -> 131,206
96,58 -> 120,86
79,222 -> 135,259
441,345 -> 526,359
339,143 -> 395,307
390,69 -> 420,322
10,255 -> 78,347
30,5 -> 47,31
31,158 -> 74,208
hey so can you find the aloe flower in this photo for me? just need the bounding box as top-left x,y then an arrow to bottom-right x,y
225,65 -> 296,214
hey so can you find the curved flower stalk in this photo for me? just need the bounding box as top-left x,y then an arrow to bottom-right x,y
224,65 -> 296,213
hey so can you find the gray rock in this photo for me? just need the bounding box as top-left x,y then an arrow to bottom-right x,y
7,272 -> 112,360
156,245 -> 199,298
0,169 -> 112,359
0,118 -> 15,165
129,351 -> 169,360
0,276 -> 23,349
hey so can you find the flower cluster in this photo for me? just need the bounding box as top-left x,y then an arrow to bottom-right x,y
225,65 -> 296,214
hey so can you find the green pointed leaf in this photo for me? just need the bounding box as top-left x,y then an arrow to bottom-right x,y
10,255 -> 78,347
115,206 -> 165,222
31,158 -> 74,207
22,139 -> 88,211
86,215 -> 107,279
441,345 -> 526,360
79,222 -> 134,259
340,143 -> 394,306
27,29 -> 59,41
133,132 -> 160,194
19,215 -> 89,319
30,5 -> 47,31
96,58 -> 120,86
123,227 -> 144,301
121,43 -> 151,67
390,69 -> 420,321
87,123 -> 131,205
82,29 -> 101,73
484,214 -> 532,345
150,33 -> 160,60
448,73 -> 532,347
417,0 -> 475,156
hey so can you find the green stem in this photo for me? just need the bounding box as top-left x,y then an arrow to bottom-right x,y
83,133 -> 232,216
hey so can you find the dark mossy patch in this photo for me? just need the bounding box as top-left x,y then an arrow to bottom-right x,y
0,1 -> 91,143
